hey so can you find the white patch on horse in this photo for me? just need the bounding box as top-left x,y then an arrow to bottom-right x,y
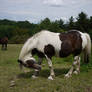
35,30 -> 62,56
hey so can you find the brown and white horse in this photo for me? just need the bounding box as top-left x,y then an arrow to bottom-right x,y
0,37 -> 8,50
18,30 -> 91,80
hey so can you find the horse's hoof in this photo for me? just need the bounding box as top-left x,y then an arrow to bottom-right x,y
48,76 -> 53,80
32,75 -> 38,79
73,71 -> 79,75
65,74 -> 71,78
10,80 -> 16,87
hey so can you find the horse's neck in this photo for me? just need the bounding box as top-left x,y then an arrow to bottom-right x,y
19,37 -> 37,61
22,52 -> 32,61
19,44 -> 32,61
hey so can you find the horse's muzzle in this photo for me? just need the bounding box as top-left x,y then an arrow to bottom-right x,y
33,64 -> 41,70
17,59 -> 41,70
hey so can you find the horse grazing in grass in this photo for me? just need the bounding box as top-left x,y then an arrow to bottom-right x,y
18,30 -> 91,80
0,37 -> 8,50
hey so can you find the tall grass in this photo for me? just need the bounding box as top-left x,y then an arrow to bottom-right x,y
0,44 -> 92,92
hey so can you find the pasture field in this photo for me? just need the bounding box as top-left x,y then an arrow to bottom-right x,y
0,44 -> 92,92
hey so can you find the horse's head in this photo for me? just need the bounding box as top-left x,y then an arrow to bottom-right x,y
18,35 -> 41,70
25,58 -> 41,70
18,58 -> 41,70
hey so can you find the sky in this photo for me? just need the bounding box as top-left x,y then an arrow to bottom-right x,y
0,0 -> 92,23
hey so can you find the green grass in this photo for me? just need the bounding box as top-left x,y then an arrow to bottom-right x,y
0,44 -> 92,92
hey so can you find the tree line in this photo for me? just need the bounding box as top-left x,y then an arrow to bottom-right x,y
0,12 -> 92,43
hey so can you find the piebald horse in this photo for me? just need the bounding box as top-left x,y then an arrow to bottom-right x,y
18,30 -> 91,80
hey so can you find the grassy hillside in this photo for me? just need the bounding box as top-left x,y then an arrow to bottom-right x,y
0,44 -> 92,92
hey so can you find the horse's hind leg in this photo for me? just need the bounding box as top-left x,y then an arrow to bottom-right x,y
32,58 -> 43,78
2,44 -> 6,50
65,56 -> 80,78
3,44 -> 6,50
1,44 -> 4,50
5,44 -> 7,50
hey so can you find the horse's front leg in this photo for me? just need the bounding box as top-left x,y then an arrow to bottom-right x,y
45,55 -> 55,80
32,58 -> 43,78
65,56 -> 80,78
73,56 -> 80,74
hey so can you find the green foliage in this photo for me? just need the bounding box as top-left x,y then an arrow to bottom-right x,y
0,12 -> 92,43
68,16 -> 76,30
40,18 -> 51,29
10,35 -> 29,44
0,19 -> 16,25
89,16 -> 92,30
10,27 -> 29,43
88,30 -> 92,40
0,25 -> 14,38
16,21 -> 31,28
76,12 -> 90,32
55,19 -> 64,29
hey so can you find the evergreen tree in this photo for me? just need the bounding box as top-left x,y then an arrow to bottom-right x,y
68,16 -> 75,30
55,19 -> 64,29
76,12 -> 89,32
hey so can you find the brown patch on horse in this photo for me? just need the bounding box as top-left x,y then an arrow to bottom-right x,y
32,44 -> 55,59
44,44 -> 55,58
59,31 -> 82,57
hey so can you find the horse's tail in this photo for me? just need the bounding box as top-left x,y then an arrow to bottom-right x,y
83,33 -> 91,63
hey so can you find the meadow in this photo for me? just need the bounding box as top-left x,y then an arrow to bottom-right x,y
0,44 -> 92,92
